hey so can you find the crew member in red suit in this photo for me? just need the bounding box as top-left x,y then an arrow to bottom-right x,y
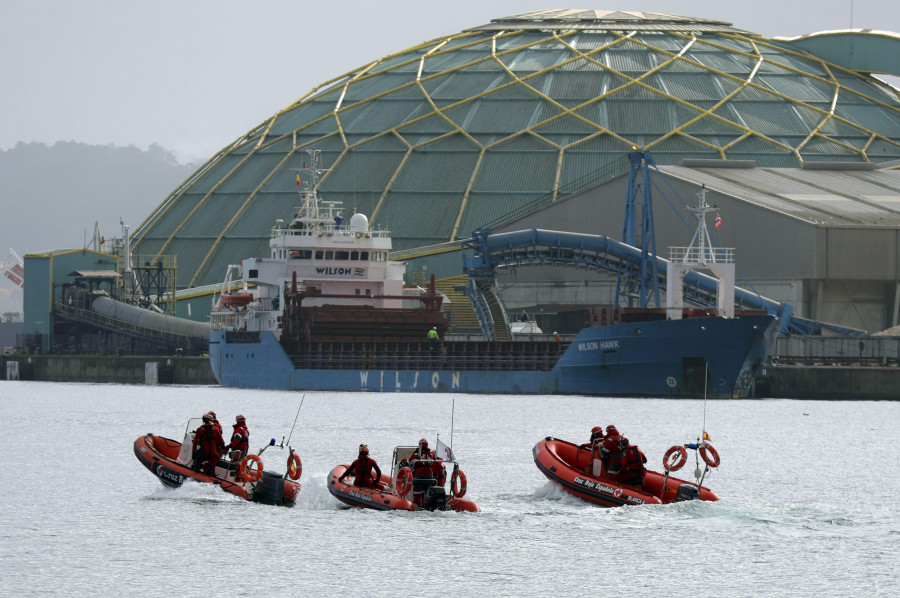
619,443 -> 648,486
338,444 -> 382,489
209,411 -> 223,435
229,414 -> 250,462
401,438 -> 446,506
600,425 -> 627,478
582,425 -> 605,448
192,412 -> 225,474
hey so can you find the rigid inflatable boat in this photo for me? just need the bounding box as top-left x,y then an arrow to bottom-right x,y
327,445 -> 479,512
134,418 -> 302,507
533,437 -> 719,507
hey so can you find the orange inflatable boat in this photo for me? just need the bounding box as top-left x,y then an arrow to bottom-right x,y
134,418 -> 301,507
533,437 -> 720,507
328,445 -> 479,512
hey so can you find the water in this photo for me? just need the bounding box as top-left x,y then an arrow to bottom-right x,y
2,382 -> 898,597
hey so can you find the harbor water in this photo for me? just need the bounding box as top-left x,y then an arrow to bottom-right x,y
3,381 -> 898,596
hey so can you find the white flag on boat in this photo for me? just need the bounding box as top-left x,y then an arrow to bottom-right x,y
435,438 -> 455,461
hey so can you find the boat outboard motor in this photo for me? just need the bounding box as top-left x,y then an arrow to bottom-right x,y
675,484 -> 700,502
254,471 -> 286,506
423,485 -> 448,511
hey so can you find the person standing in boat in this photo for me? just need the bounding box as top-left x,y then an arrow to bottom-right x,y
209,411 -> 223,435
192,413 -> 226,474
427,327 -> 440,351
338,444 -> 382,489
229,414 -> 250,462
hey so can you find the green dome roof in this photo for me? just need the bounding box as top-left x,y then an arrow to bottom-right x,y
133,9 -> 900,289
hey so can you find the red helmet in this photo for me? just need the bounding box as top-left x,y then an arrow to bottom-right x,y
606,425 -> 619,436
236,414 -> 246,424
591,426 -> 602,435
358,443 -> 369,455
209,411 -> 217,419
419,438 -> 429,446
202,413 -> 213,423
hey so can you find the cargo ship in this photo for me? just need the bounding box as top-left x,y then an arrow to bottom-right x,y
208,150 -> 778,398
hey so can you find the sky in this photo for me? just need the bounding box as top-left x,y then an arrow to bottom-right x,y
2,0 -> 898,164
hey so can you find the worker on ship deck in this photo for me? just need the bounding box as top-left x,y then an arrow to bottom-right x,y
427,327 -> 440,351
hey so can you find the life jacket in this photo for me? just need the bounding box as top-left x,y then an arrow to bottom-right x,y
195,423 -> 224,461
621,445 -> 647,475
353,456 -> 377,488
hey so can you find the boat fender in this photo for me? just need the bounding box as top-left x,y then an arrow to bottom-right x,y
287,453 -> 302,480
699,443 -> 720,468
450,468 -> 467,499
663,445 -> 688,472
395,466 -> 413,497
238,454 -> 264,482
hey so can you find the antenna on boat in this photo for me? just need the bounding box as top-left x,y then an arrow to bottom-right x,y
450,398 -> 456,450
284,394 -> 305,448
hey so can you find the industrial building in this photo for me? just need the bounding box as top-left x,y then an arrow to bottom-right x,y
16,10 -> 900,352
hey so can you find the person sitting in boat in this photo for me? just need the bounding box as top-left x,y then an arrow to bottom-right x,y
600,425 -> 627,477
427,327 -> 440,351
581,426 -> 605,449
618,443 -> 648,487
229,414 -> 250,462
338,444 -> 382,489
192,412 -> 226,474
582,426 -> 605,474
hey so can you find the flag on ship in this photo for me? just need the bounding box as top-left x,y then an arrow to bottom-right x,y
715,211 -> 722,228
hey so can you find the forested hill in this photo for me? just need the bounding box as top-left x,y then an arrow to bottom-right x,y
0,141 -> 199,257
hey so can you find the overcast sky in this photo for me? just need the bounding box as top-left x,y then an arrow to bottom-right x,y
2,0 -> 898,164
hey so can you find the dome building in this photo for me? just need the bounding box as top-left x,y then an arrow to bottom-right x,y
131,10 -> 900,333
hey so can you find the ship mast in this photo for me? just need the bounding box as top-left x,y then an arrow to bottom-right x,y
667,186 -> 735,319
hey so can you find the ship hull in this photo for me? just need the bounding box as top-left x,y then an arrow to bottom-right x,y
210,315 -> 777,398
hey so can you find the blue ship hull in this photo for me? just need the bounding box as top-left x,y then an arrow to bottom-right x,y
210,314 -> 778,398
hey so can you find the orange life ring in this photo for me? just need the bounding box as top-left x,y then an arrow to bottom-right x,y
395,466 -> 413,497
238,454 -> 263,482
287,453 -> 302,480
663,445 -> 688,472
699,443 -> 721,468
450,468 -> 467,498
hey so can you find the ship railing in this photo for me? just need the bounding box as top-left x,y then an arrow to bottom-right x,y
287,345 -> 566,371
271,225 -> 390,240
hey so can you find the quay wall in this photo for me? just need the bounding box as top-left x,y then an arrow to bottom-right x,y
2,355 -> 217,385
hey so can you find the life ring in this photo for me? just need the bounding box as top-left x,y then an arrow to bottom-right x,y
663,445 -> 688,472
394,466 -> 412,497
450,468 -> 467,499
238,454 -> 263,482
699,443 -> 721,468
287,453 -> 302,480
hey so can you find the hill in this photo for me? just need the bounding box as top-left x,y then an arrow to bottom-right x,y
0,141 -> 199,311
